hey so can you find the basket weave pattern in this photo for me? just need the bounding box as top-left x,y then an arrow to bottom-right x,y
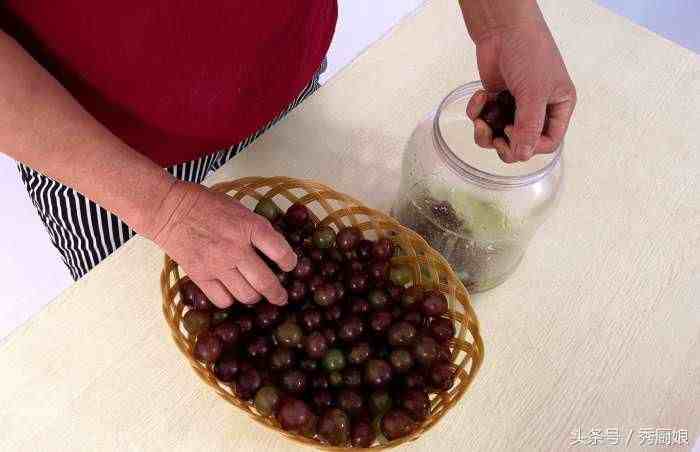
161,177 -> 484,450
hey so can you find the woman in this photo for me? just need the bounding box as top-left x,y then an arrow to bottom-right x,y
0,0 -> 575,307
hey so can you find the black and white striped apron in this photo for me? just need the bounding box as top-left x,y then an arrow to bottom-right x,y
18,65 -> 323,280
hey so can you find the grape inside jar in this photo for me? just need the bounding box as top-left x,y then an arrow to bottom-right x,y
391,81 -> 563,292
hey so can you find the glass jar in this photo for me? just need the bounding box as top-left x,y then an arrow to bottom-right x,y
391,81 -> 563,293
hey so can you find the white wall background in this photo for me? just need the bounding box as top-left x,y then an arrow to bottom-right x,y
0,0 -> 698,341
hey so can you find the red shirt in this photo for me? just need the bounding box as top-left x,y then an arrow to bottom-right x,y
0,2 -> 337,167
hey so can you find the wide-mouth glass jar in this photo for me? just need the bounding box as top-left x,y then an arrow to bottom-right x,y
391,81 -> 563,292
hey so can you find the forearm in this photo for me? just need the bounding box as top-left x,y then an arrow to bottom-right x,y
458,0 -> 545,43
0,31 -> 174,235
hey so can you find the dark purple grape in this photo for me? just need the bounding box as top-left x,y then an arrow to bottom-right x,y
322,349 -> 346,372
301,220 -> 316,238
179,279 -> 197,307
337,389 -> 364,416
386,283 -> 403,301
374,341 -> 391,360
480,92 -> 515,137
346,272 -> 369,294
269,347 -> 296,371
300,309 -> 322,332
292,256 -> 313,280
180,279 -> 213,310
421,290 -> 448,317
300,413 -> 318,439
258,368 -> 274,387
300,358 -> 319,372
372,238 -> 394,261
388,321 -> 417,347
389,264 -> 413,287
235,368 -> 262,399
343,367 -> 363,388
276,270 -> 291,287
255,303 -> 282,330
430,360 -> 456,391
403,311 -> 424,327
343,250 -> 358,263
390,349 -> 414,373
308,274 -> 325,293
291,244 -> 305,258
313,226 -> 337,249
287,279 -> 307,303
319,260 -> 340,279
480,100 -> 510,137
194,333 -> 223,363
311,373 -> 330,390
364,359 -> 392,386
369,260 -> 390,283
497,89 -> 516,110
213,321 -> 240,346
348,342 -> 371,366
349,297 -> 370,316
246,336 -> 271,359
281,369 -> 308,394
254,385 -> 281,416
318,408 -> 351,446
429,317 -> 456,342
314,283 -> 338,307
404,372 -> 426,390
309,248 -> 325,263
324,304 -> 343,323
436,344 -> 452,362
413,336 -> 438,366
336,226 -> 362,251
351,420 -> 376,447
369,310 -> 393,334
391,306 -> 403,320
238,361 -> 254,373
277,398 -> 313,431
322,328 -> 337,346
312,389 -> 334,412
286,229 -> 304,245
356,239 -> 373,260
369,390 -> 393,415
338,316 -> 365,343
275,321 -> 303,348
368,288 -> 390,310
304,331 -> 329,359
345,259 -> 365,275
272,216 -> 288,233
381,409 -> 417,440
183,309 -> 211,336
400,389 -> 430,421
401,286 -> 424,310
328,248 -> 344,262
284,203 -> 310,228
301,240 -> 314,255
234,314 -> 254,336
213,355 -> 239,382
333,281 -> 346,301
328,371 -> 344,388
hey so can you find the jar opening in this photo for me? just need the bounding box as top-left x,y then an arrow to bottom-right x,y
433,82 -> 562,189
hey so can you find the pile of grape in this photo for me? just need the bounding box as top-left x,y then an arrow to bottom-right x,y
180,201 -> 458,447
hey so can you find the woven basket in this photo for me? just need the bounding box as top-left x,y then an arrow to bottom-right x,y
161,176 -> 484,450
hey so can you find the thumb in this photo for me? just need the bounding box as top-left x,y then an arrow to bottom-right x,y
512,93 -> 547,161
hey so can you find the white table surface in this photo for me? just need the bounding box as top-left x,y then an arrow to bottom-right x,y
0,0 -> 698,450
